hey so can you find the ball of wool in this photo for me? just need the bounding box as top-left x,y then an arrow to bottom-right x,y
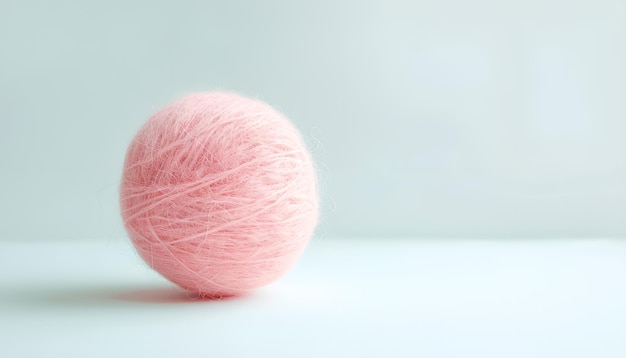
120,92 -> 318,297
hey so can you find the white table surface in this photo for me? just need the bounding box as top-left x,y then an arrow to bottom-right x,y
1,238 -> 626,358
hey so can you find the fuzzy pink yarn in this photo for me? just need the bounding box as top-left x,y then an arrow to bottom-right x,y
120,93 -> 318,297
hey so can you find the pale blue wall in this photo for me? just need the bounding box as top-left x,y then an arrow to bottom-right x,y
1,0 -> 624,239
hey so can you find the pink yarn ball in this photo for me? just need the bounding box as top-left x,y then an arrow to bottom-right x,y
120,93 -> 318,297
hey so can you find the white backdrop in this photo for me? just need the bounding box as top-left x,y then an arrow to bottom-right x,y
1,0 -> 624,240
